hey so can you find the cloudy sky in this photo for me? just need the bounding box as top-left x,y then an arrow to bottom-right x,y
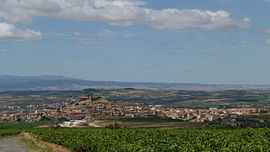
0,0 -> 269,84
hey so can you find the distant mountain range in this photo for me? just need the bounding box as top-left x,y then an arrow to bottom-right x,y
0,75 -> 270,91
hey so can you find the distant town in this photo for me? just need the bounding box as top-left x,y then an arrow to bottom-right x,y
1,94 -> 269,128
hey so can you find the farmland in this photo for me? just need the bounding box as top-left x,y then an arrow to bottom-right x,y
0,121 -> 270,151
29,128 -> 270,152
1,89 -> 270,110
0,129 -> 21,140
89,120 -> 205,129
0,122 -> 54,129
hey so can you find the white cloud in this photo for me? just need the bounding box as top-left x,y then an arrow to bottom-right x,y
234,40 -> 256,45
180,38 -> 188,43
97,29 -> 138,38
0,49 -> 9,53
77,40 -> 105,45
0,22 -> 42,41
73,32 -> 82,37
264,47 -> 270,51
264,39 -> 270,44
262,28 -> 270,34
144,10 -> 250,30
0,0 -> 251,30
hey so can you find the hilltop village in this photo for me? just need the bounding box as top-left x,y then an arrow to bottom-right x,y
1,94 -> 269,127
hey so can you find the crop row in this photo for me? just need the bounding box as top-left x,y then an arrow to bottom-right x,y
0,129 -> 21,140
31,128 -> 270,152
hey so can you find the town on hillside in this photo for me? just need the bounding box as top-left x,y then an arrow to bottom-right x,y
0,94 -> 269,127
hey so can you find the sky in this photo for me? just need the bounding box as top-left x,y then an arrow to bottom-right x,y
0,0 -> 270,84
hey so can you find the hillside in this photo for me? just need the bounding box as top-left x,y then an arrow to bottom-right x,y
1,75 -> 270,91
1,89 -> 270,109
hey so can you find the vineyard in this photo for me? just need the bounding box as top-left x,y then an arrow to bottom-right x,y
0,122 -> 53,129
0,122 -> 55,141
30,128 -> 270,152
0,129 -> 21,140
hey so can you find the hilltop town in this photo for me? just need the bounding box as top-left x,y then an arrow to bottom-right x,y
1,94 -> 269,128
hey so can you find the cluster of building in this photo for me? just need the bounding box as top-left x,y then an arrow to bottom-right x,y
0,102 -> 67,122
0,109 -> 63,122
0,95 -> 268,126
161,107 -> 265,122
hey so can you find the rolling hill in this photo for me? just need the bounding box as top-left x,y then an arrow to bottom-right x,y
0,75 -> 270,91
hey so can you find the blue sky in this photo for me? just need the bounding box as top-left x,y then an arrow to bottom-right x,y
0,0 -> 270,84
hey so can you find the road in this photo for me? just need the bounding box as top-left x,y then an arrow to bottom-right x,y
0,137 -> 29,152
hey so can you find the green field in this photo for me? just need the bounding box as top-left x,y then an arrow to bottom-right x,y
0,122 -> 55,140
0,129 -> 21,140
0,122 -> 54,129
1,123 -> 270,151
30,128 -> 270,152
90,120 -> 205,129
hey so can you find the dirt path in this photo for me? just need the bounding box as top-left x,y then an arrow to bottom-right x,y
0,137 -> 29,152
20,133 -> 71,152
